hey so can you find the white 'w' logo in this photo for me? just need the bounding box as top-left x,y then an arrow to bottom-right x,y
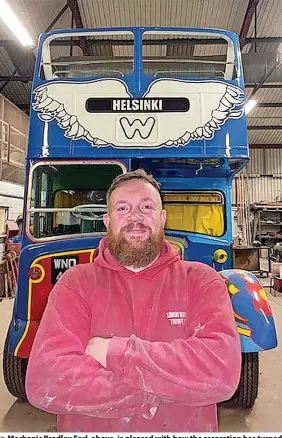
119,117 -> 156,139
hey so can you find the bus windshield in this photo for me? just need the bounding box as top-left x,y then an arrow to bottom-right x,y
27,162 -> 124,240
27,162 -> 225,240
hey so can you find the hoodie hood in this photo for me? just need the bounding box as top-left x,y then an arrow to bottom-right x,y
94,237 -> 180,279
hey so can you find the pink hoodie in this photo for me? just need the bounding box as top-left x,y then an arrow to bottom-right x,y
26,238 -> 241,432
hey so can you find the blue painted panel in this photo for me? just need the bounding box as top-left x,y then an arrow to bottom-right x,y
28,27 -> 247,159
15,236 -> 103,321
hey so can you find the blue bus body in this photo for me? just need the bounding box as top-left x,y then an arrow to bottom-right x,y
5,27 -> 277,406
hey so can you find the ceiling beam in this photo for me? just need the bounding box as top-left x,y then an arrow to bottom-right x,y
248,58 -> 282,100
246,36 -> 282,45
67,0 -> 83,27
17,103 -> 30,109
248,125 -> 282,130
0,75 -> 31,82
45,3 -> 69,33
1,36 -> 282,49
250,144 -> 282,149
240,0 -> 261,49
67,0 -> 92,56
246,84 -> 282,88
254,103 -> 282,108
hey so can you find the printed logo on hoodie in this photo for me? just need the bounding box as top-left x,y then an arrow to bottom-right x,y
166,311 -> 187,326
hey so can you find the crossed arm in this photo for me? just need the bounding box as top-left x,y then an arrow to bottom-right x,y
26,268 -> 241,417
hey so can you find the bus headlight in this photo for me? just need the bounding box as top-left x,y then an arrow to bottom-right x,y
213,249 -> 228,264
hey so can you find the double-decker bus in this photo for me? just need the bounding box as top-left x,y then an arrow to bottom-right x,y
3,27 -> 277,409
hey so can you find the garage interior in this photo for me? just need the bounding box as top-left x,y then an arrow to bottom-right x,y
0,0 -> 282,432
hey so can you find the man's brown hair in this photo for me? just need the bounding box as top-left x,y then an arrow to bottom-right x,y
106,169 -> 161,206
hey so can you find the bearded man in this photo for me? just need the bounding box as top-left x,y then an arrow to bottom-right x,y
26,169 -> 241,433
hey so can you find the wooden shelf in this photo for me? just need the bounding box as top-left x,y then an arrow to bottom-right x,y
261,236 -> 282,240
260,221 -> 282,225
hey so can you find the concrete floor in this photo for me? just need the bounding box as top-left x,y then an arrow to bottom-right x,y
0,283 -> 281,432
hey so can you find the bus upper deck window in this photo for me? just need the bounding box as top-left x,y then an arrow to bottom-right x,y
142,31 -> 236,81
40,32 -> 134,80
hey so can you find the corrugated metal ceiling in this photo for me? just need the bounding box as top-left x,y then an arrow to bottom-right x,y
78,0 -> 248,31
248,129 -> 282,144
4,81 -> 31,105
250,0 -> 282,37
0,47 -> 15,75
246,87 -> 282,102
0,0 -> 72,112
0,0 -> 72,41
247,106 -> 282,118
248,117 -> 282,127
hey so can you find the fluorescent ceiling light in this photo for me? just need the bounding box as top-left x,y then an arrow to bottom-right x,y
245,99 -> 257,115
0,0 -> 34,47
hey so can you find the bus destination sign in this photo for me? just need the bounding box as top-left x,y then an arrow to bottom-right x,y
86,97 -> 189,113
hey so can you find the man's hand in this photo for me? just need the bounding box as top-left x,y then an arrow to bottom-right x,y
85,337 -> 111,368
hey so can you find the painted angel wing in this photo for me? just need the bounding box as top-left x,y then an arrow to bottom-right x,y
33,84 -> 98,144
33,79 -> 244,149
144,80 -> 245,147
33,79 -> 131,147
177,85 -> 244,146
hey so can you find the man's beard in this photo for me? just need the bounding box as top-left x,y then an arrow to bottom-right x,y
107,221 -> 164,269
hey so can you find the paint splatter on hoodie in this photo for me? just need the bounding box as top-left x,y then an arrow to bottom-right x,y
26,238 -> 241,432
